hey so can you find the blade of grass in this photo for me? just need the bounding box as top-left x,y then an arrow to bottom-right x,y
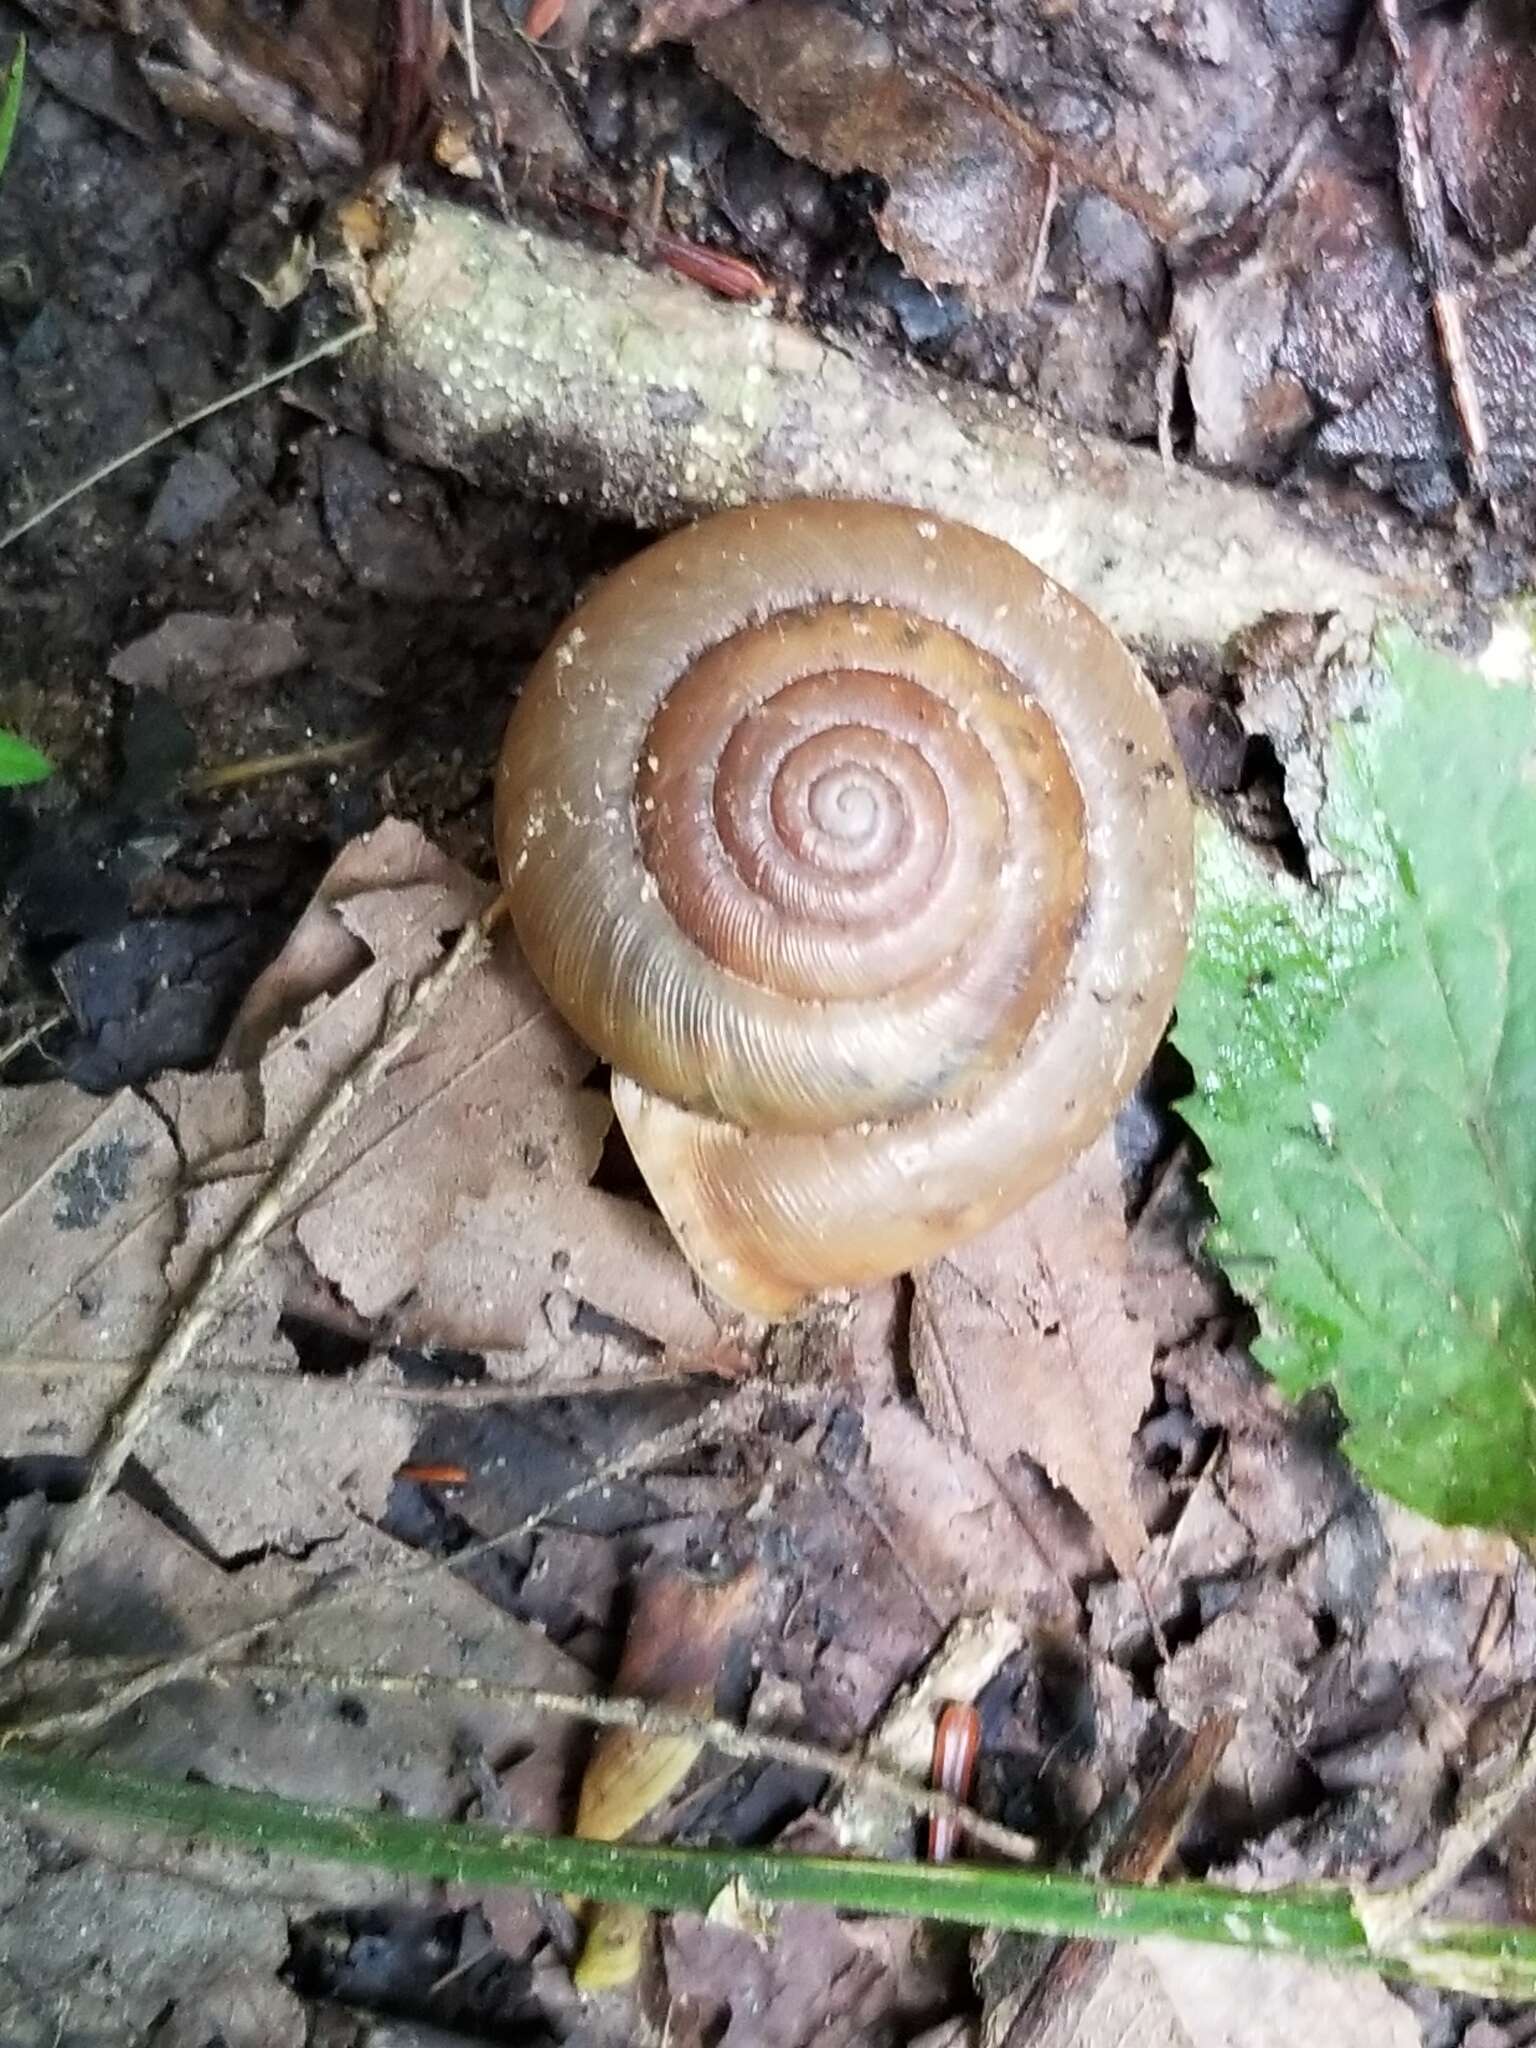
0,320 -> 369,555
2,1749 -> 1535,1998
0,36 -> 24,188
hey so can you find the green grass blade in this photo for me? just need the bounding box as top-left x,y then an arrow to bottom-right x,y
0,728 -> 52,787
0,36 -> 25,189
3,1749 -> 1536,1997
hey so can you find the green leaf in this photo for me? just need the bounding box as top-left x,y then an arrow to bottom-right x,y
0,35 -> 24,189
0,728 -> 52,787
1176,630 -> 1536,1531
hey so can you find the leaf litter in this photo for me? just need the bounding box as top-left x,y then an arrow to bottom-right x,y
5,737 -> 1536,2042
0,818 -> 745,1554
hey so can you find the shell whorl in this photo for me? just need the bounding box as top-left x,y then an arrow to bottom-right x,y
496,499 -> 1193,1315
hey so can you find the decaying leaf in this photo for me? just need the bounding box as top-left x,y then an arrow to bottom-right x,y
694,0 -> 1054,310
123,0 -> 584,178
2,1491 -> 587,1885
0,819 -> 744,1559
633,0 -> 745,51
1177,631 -> 1536,1531
660,1904 -> 920,2046
1172,148 -> 1425,476
107,611 -> 306,697
910,1134 -> 1153,1576
1427,0 -> 1536,257
572,1563 -> 764,1988
218,820 -> 740,1374
0,1802 -> 294,2046
1014,1941 -> 1421,2048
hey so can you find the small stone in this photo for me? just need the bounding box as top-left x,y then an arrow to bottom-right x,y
144,450 -> 241,545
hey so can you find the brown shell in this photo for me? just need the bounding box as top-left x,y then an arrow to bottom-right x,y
496,499 -> 1193,1315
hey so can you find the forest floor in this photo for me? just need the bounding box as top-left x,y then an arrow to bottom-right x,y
2,0 -> 1536,2043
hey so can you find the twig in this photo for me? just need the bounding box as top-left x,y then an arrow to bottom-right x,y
1373,0 -> 1498,520
458,0 -> 510,218
998,1714 -> 1237,2044
0,1352 -> 725,1406
0,323 -> 370,554
0,905 -> 499,1676
0,1008 -> 65,1074
1021,159 -> 1059,314
186,733 -> 380,793
1,1386 -> 762,1742
13,1652 -> 1038,1866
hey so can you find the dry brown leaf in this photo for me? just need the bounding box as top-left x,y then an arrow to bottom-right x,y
1009,1940 -> 1420,2048
213,819 -> 744,1377
633,0 -> 748,52
694,0 -> 1053,310
0,1074 -> 410,1555
850,1396 -> 1080,1631
572,1563 -> 765,1989
660,1905 -> 929,2048
0,820 -> 743,1556
910,1133 -> 1153,1578
107,612 -> 305,696
2,1492 -> 587,1889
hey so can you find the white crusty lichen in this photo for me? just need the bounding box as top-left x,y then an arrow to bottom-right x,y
362,196 -> 1457,655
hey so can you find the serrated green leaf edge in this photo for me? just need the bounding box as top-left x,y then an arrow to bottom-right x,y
0,728 -> 53,787
1176,627 -> 1536,1531
0,36 -> 25,190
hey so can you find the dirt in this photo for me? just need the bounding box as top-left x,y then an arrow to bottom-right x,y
3,0 -> 1536,2042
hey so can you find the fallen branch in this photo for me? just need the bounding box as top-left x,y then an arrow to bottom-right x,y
0,905 -> 498,1675
3,1750 -> 1536,1998
351,197 -> 1455,654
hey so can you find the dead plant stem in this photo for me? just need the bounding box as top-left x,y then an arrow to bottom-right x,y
1373,0 -> 1497,518
1,1386 -> 763,1742
14,1651 -> 1037,1865
0,322 -> 370,554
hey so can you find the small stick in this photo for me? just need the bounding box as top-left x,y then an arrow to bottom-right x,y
998,1713 -> 1237,2044
0,904 -> 500,1675
458,0 -> 510,219
186,733 -> 379,793
0,1353 -> 730,1406
1,1387 -> 763,1743
1021,159 -> 1060,314
1374,0 -> 1498,520
0,323 -> 370,554
11,1651 -> 1038,1867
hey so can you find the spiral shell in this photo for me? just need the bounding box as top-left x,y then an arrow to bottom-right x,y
496,499 -> 1193,1316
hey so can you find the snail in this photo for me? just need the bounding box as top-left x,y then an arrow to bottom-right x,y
496,499 -> 1193,1317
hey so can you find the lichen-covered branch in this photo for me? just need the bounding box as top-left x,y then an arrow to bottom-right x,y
357,197 -> 1455,654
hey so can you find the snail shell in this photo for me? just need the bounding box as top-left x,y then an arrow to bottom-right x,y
496,499 -> 1193,1317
